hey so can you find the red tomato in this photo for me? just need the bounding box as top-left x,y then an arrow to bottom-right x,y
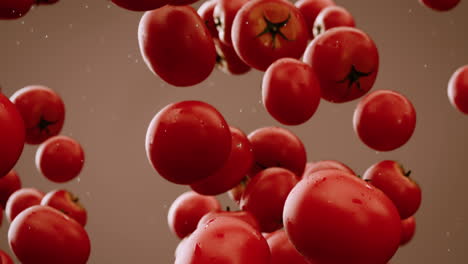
198,0 -> 219,38
111,0 -> 168,11
167,191 -> 221,239
8,205 -> 91,264
313,6 -> 355,37
0,249 -> 14,264
353,90 -> 416,151
267,229 -> 312,264
363,160 -> 422,219
214,38 -> 252,75
0,170 -> 22,209
232,0 -> 309,71
175,216 -> 271,264
400,216 -> 416,246
283,170 -> 401,264
10,85 -> 65,145
0,94 -> 25,177
213,0 -> 249,46
0,0 -> 33,19
295,0 -> 335,39
419,0 -> 460,11
303,27 -> 378,103
41,189 -> 87,226
191,126 -> 253,195
146,101 -> 231,185
448,65 -> 468,114
138,5 -> 217,87
198,210 -> 260,231
227,176 -> 250,204
262,58 -> 321,125
241,167 -> 298,232
303,160 -> 355,177
5,188 -> 44,222
248,126 -> 307,177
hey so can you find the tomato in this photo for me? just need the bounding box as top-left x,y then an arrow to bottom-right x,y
227,176 -> 250,204
5,188 -> 44,222
295,0 -> 335,39
248,126 -> 307,177
0,0 -> 33,19
0,93 -> 25,177
167,191 -> 221,239
267,229 -> 311,264
0,170 -> 22,209
353,90 -> 416,151
146,101 -> 231,185
8,205 -> 91,264
363,160 -> 422,219
191,126 -> 253,195
138,5 -> 217,87
41,189 -> 87,226
213,0 -> 249,46
232,0 -> 309,71
241,167 -> 298,232
283,170 -> 401,264
400,216 -> 416,246
214,38 -> 252,75
10,85 -> 66,145
175,216 -> 271,264
0,249 -> 13,264
419,0 -> 460,11
313,6 -> 355,37
303,160 -> 355,177
111,0 -> 168,11
198,210 -> 260,231
262,58 -> 321,125
198,0 -> 219,38
448,65 -> 468,114
36,135 -> 85,183
303,27 -> 379,103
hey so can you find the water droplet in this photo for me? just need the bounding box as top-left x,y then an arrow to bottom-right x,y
107,4 -> 111,8
77,177 -> 81,182
424,64 -> 428,68
16,41 -> 21,45
84,4 -> 89,8
44,34 -> 49,39
408,9 -> 412,13
239,108 -> 243,113
20,21 -> 25,25
30,27 -> 34,33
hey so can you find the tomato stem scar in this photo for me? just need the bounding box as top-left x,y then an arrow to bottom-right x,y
256,13 -> 292,49
337,65 -> 372,98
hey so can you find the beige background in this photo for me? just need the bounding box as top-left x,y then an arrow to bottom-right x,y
1,0 -> 468,263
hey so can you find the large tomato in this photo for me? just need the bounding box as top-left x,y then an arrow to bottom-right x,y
232,0 -> 309,71
448,65 -> 468,114
8,205 -> 91,264
419,0 -> 460,11
313,6 -> 355,37
198,0 -> 219,38
0,93 -> 25,177
303,27 -> 379,103
283,170 -> 401,264
213,0 -> 249,46
5,188 -> 44,222
0,170 -> 22,209
295,0 -> 335,39
267,229 -> 311,264
111,0 -> 168,12
146,101 -> 231,185
0,0 -> 33,19
138,5 -> 217,87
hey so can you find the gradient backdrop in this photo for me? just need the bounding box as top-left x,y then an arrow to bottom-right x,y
1,0 -> 467,263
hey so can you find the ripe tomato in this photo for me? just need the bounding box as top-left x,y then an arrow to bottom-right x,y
0,93 -> 25,177
353,90 -> 416,151
8,205 -> 91,264
0,170 -> 22,209
138,5 -> 217,87
10,85 -> 66,145
262,58 -> 321,125
232,0 -> 309,71
283,170 -> 401,264
303,27 -> 379,103
419,0 -> 460,11
313,6 -> 355,37
214,38 -> 252,75
167,191 -> 221,239
0,0 -> 33,19
303,160 -> 355,177
190,126 -> 253,195
400,216 -> 416,246
363,160 -> 422,219
41,189 -> 87,226
111,0 -> 168,11
267,229 -> 311,264
295,0 -> 335,39
36,135 -> 85,183
198,210 -> 260,231
175,216 -> 271,264
213,0 -> 249,46
448,65 -> 468,114
0,249 -> 13,264
5,188 -> 44,222
248,126 -> 307,177
198,0 -> 219,38
146,101 -> 231,185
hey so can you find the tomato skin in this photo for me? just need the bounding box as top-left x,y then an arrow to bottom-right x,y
198,0 -> 219,39
214,38 -> 252,75
41,189 -> 88,226
0,94 -> 25,177
283,170 -> 401,264
8,205 -> 91,264
146,101 -> 231,185
363,160 -> 422,219
0,0 -> 33,19
313,6 -> 355,37
295,0 -> 335,39
448,65 -> 468,114
0,249 -> 14,264
303,27 -> 379,103
262,58 -> 321,125
111,0 -> 168,12
5,188 -> 44,222
303,160 -> 355,177
175,216 -> 271,264
198,210 -> 260,231
138,5 -> 217,87
400,216 -> 416,246
0,170 -> 22,209
232,0 -> 309,71
190,126 -> 253,195
213,0 -> 249,46
36,136 -> 85,183
419,0 -> 460,11
353,90 -> 416,151
267,229 -> 312,264
10,85 -> 66,145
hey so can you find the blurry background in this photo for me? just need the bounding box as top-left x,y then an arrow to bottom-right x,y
1,0 -> 467,263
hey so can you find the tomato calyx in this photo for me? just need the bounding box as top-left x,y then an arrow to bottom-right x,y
29,116 -> 58,135
337,65 -> 372,98
256,13 -> 292,49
